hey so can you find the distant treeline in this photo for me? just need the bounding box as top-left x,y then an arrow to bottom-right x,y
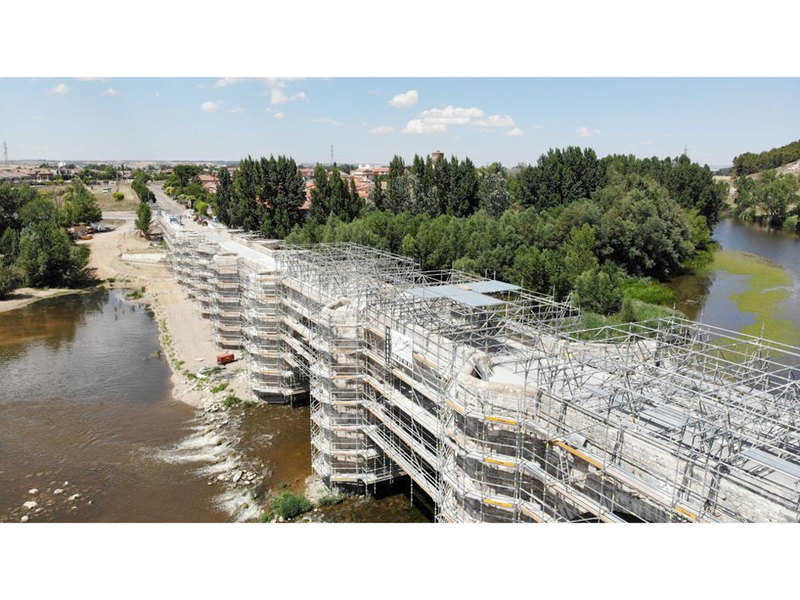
733,139 -> 800,176
204,148 -> 725,321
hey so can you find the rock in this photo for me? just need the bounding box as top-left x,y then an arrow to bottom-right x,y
233,471 -> 243,483
63,481 -> 69,486
68,493 -> 81,502
87,500 -> 93,505
53,488 -> 64,495
23,501 -> 37,510
216,474 -> 226,481
21,515 -> 29,523
28,488 -> 39,495
207,481 -> 214,486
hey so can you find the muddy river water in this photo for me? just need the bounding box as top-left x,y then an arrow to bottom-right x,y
0,288 -> 426,522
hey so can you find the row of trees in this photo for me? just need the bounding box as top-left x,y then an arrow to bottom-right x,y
214,156 -> 306,238
361,149 -> 725,228
287,172 -> 710,315
733,139 -> 800,176
0,183 -> 93,297
132,170 -> 155,203
733,170 -> 800,229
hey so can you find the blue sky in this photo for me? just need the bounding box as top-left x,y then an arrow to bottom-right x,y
1,78 -> 798,168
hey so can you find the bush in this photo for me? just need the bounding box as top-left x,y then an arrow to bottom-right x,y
269,492 -> 312,520
621,278 -> 678,306
572,266 -> 623,315
112,191 -> 125,202
318,493 -> 345,507
210,382 -> 229,394
783,215 -> 799,232
0,263 -> 22,299
222,395 -> 242,408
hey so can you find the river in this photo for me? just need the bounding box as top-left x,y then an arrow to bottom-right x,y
0,288 -> 427,522
668,217 -> 800,346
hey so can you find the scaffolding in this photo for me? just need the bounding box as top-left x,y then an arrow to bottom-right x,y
160,225 -> 800,522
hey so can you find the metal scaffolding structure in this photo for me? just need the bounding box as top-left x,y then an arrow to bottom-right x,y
159,216 -> 800,522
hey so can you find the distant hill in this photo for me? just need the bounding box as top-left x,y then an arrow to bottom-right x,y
733,139 -> 800,176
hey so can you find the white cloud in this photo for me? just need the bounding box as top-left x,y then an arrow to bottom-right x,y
577,126 -> 600,138
229,107 -> 244,113
273,112 -> 285,119
101,88 -> 118,96
402,119 -> 447,134
201,101 -> 220,112
471,114 -> 515,128
271,89 -> 289,104
314,116 -> 342,126
48,83 -> 69,95
154,91 -> 160,97
213,77 -> 251,88
389,89 -> 419,108
508,127 -> 524,137
368,125 -> 393,134
264,107 -> 273,113
271,89 -> 308,105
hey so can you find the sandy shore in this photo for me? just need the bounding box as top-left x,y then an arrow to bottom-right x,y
80,219 -> 250,408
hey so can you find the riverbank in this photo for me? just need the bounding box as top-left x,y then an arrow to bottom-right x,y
0,287 -> 90,313
79,218 -> 252,408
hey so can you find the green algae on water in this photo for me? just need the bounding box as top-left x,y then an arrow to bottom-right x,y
705,250 -> 798,345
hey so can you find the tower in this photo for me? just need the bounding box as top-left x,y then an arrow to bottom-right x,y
2,141 -> 7,165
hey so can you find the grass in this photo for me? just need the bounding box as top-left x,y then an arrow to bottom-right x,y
577,298 -> 678,339
126,290 -> 143,300
318,493 -> 346,507
210,382 -> 229,394
269,492 -> 312,520
222,394 -> 243,408
705,249 -> 797,344
621,277 -> 678,307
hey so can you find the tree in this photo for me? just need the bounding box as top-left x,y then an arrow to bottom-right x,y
563,224 -> 599,284
596,175 -> 695,279
63,180 -> 102,224
572,265 -> 623,315
478,172 -> 510,217
136,202 -> 152,238
215,168 -> 233,225
16,222 -> 89,287
0,262 -> 21,299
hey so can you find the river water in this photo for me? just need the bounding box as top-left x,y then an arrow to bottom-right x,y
668,217 -> 800,345
0,288 -> 426,522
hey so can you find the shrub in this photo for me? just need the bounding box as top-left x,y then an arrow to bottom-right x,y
0,263 -> 22,299
222,395 -> 242,408
783,215 -> 798,232
210,382 -> 229,394
112,191 -> 125,202
621,278 -> 678,307
318,493 -> 345,507
269,492 -> 312,520
572,266 -> 623,315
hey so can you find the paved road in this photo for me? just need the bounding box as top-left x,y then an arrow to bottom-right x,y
148,182 -> 187,216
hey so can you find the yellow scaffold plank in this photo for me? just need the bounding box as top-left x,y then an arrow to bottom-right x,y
486,415 -> 517,426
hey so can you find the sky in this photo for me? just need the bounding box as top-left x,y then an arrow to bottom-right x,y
1,77 -> 798,168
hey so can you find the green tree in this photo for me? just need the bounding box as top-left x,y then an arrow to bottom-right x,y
16,222 -> 90,287
572,265 -> 623,315
563,224 -> 599,284
478,172 -> 510,217
136,201 -> 152,238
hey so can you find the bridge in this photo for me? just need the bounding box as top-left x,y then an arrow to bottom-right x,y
160,212 -> 800,523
